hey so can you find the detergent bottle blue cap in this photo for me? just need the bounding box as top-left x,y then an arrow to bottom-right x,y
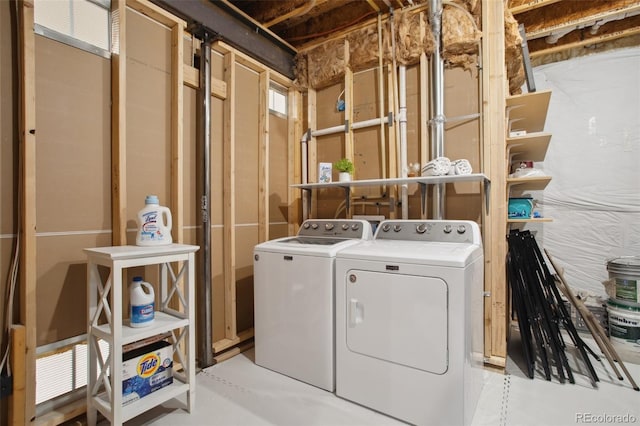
145,195 -> 159,205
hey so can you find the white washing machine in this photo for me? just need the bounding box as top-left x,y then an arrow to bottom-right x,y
335,220 -> 484,426
253,219 -> 373,391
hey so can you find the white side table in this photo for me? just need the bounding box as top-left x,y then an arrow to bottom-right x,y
84,244 -> 199,425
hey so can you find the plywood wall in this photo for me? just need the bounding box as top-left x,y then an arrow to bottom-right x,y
34,35 -> 111,346
7,3 -> 293,364
312,64 -> 482,221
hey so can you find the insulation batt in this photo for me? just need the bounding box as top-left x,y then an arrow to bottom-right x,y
528,47 -> 640,297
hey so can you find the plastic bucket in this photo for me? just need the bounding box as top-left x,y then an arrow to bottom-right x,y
607,298 -> 640,364
607,256 -> 640,303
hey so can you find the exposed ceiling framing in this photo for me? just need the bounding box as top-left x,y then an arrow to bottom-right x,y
151,0 -> 640,77
225,0 -> 640,62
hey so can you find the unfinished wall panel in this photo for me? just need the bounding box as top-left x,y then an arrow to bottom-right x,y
233,64 -> 259,337
35,234 -> 110,345
34,35 -> 111,346
443,67 -> 482,222
212,227 -> 225,342
125,9 -> 172,243
235,225 -> 258,333
183,86 -> 197,237
235,65 -> 260,225
314,83 -> 348,219
35,37 -> 111,233
307,59 -> 481,222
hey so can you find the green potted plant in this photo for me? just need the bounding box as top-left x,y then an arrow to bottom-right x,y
334,158 -> 354,182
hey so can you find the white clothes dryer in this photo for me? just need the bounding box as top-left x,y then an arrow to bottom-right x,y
335,220 -> 484,426
253,219 -> 373,391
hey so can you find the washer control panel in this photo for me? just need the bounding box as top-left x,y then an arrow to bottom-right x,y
375,220 -> 480,244
298,219 -> 373,239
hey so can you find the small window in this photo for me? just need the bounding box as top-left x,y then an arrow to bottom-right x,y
34,0 -> 110,58
35,338 -> 109,415
269,84 -> 288,117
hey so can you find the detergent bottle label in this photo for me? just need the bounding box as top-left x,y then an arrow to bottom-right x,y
140,211 -> 162,241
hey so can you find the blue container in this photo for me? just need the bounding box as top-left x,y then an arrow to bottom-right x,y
508,197 -> 533,219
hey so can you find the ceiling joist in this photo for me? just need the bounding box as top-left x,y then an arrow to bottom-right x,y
521,1 -> 640,41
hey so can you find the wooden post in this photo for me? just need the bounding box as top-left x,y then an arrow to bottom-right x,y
344,42 -> 354,162
419,13 -> 429,185
258,71 -> 270,243
111,0 -> 127,246
17,0 -> 36,421
171,23 -> 185,244
288,88 -> 302,234
307,88 -> 318,218
223,51 -> 238,341
482,0 -> 508,367
9,325 -> 26,426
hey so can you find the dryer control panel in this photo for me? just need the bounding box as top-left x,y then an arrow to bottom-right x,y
298,219 -> 373,240
374,220 -> 481,244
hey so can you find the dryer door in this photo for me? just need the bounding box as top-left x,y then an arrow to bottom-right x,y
345,270 -> 448,374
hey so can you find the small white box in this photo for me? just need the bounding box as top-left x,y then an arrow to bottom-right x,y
319,162 -> 332,183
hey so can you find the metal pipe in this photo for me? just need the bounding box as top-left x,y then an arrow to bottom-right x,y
198,33 -> 214,368
398,65 -> 409,219
430,0 -> 445,219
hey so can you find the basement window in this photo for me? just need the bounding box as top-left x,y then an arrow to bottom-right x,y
269,84 -> 288,117
35,337 -> 110,416
34,0 -> 110,58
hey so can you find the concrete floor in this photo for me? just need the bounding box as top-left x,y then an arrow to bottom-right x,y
124,335 -> 640,426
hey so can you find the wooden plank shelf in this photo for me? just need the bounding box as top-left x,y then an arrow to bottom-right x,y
506,90 -> 552,134
507,132 -> 552,162
507,176 -> 552,192
507,218 -> 553,223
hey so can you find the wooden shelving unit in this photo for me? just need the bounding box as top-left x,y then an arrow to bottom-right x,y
506,90 -> 553,224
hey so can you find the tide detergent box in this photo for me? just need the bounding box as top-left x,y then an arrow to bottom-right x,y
122,340 -> 173,406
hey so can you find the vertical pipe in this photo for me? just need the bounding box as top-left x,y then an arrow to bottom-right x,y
198,34 -> 214,368
430,0 -> 445,219
398,65 -> 409,219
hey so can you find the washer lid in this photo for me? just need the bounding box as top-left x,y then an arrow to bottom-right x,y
254,236 -> 365,257
279,236 -> 349,245
336,239 -> 483,267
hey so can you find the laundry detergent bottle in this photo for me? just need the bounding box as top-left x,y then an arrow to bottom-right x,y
129,276 -> 155,327
136,195 -> 173,246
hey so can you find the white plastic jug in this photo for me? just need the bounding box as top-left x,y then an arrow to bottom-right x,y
129,276 -> 155,327
136,195 -> 173,246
